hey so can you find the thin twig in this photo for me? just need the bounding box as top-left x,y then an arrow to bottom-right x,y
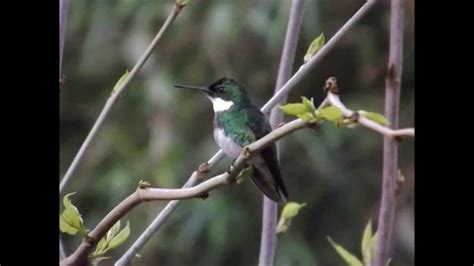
61,119 -> 310,266
115,153 -> 221,265
261,0 -> 377,115
374,0 -> 405,265
327,92 -> 414,139
60,0 -> 69,82
60,235 -> 66,260
117,1 -> 378,262
260,0 -> 305,265
60,0 -> 70,257
59,3 -> 186,195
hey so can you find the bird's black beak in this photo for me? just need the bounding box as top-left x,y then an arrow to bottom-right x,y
174,84 -> 211,94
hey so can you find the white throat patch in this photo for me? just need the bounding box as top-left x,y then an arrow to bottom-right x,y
210,97 -> 234,112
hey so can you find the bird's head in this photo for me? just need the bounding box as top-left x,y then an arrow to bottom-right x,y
174,77 -> 250,112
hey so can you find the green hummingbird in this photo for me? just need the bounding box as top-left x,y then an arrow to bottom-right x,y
174,77 -> 288,205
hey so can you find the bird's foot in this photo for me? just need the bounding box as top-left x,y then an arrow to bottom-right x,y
235,164 -> 252,185
227,159 -> 239,184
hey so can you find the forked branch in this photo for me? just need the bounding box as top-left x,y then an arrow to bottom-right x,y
61,119 -> 311,266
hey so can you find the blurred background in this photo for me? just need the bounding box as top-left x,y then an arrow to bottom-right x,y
60,0 -> 414,265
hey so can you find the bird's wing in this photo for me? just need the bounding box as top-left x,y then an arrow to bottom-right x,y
243,106 -> 289,204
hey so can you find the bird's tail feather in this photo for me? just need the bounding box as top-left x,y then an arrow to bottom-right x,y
251,167 -> 288,205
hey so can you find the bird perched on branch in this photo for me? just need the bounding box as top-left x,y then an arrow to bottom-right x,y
175,77 -> 288,204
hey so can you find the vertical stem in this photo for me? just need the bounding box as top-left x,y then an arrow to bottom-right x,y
60,235 -> 66,260
269,0 -> 305,126
259,1 -> 305,265
258,198 -> 278,266
60,0 -> 69,258
373,0 -> 404,265
60,0 -> 69,79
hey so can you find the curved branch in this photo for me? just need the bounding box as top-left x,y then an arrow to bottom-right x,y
327,92 -> 414,139
61,119 -> 310,266
114,161 -> 215,266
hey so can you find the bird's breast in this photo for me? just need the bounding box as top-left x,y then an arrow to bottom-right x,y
214,128 -> 242,159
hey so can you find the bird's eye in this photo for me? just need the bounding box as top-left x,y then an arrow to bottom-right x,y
217,86 -> 225,92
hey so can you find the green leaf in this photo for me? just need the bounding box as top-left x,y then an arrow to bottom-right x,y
93,236 -> 108,257
370,232 -> 378,264
108,221 -> 131,250
176,0 -> 190,6
279,103 -> 308,116
304,33 -> 325,63
301,96 -> 315,111
281,202 -> 307,219
276,221 -> 290,234
297,112 -> 315,122
319,106 -> 343,122
112,70 -> 129,94
60,215 -> 79,235
327,237 -> 364,266
361,220 -> 373,266
276,202 -> 306,234
359,110 -> 389,126
280,101 -> 318,122
107,220 -> 121,241
59,192 -> 87,236
92,220 -> 130,258
236,165 -> 253,184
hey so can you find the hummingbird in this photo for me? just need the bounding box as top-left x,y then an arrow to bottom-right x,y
174,77 -> 288,205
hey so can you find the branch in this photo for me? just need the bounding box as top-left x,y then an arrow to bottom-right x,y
60,235 -> 66,260
59,0 -> 69,88
61,119 -> 311,266
374,0 -> 405,265
60,0 -> 70,258
327,92 -> 414,139
261,0 -> 377,115
116,152 -> 227,266
114,157 -> 219,266
260,0 -> 305,265
117,1 -> 378,263
59,2 -> 186,195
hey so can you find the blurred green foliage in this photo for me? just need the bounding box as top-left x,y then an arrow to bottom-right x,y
60,0 -> 414,265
